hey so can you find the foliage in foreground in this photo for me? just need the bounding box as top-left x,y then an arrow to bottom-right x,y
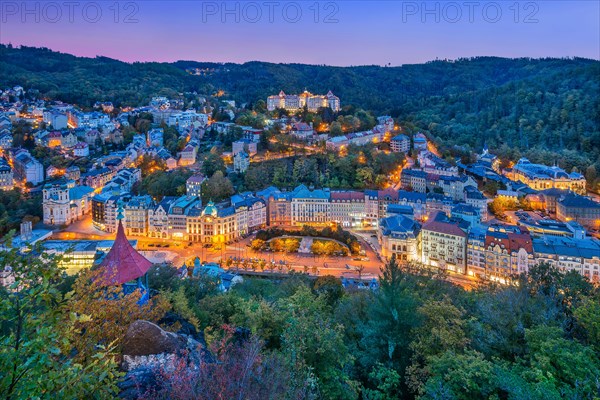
1,249 -> 599,399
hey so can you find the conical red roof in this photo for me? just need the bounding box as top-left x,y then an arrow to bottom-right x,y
98,220 -> 152,286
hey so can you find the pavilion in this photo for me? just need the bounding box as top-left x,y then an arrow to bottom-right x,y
97,209 -> 152,301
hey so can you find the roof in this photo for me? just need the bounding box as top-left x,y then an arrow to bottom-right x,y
330,191 -> 364,201
380,214 -> 420,238
485,224 -> 533,253
98,221 -> 152,286
391,134 -> 409,142
69,185 -> 94,200
558,194 -> 600,209
422,212 -> 467,237
533,236 -> 600,259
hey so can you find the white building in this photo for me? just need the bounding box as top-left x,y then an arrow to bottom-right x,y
233,151 -> 250,173
43,180 -> 94,225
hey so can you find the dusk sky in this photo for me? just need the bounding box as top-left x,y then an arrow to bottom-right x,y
2,1 -> 599,65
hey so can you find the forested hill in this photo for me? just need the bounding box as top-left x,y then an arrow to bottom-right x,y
1,45 -> 599,167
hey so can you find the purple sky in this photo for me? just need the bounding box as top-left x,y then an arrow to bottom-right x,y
2,1 -> 599,65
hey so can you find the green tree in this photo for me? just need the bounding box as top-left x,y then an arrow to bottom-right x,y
0,249 -> 121,399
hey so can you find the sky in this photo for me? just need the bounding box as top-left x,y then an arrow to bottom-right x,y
1,1 -> 599,65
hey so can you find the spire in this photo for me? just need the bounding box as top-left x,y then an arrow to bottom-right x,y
97,219 -> 152,286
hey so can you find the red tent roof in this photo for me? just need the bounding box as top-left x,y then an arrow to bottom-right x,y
98,220 -> 152,286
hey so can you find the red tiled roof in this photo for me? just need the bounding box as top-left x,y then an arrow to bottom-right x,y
98,221 -> 152,286
331,191 -> 364,201
423,219 -> 467,237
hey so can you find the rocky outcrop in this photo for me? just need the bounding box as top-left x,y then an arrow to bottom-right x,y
118,319 -> 209,399
122,320 -> 187,357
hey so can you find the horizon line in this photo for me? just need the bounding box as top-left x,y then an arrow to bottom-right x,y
2,43 -> 598,69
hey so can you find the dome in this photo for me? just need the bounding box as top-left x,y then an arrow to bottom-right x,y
202,201 -> 218,217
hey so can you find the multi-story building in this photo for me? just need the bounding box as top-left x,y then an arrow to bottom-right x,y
123,195 -> 154,236
43,180 -> 94,225
421,212 -> 468,273
73,142 -> 90,157
418,151 -> 459,176
291,185 -> 330,226
426,193 -> 455,217
390,134 -> 410,153
0,130 -> 13,150
167,110 -> 208,129
178,144 -> 197,167
413,133 -> 427,151
482,225 -> 533,281
233,151 -> 250,173
82,167 -> 116,190
232,139 -> 257,156
147,128 -> 164,147
326,127 -> 386,151
531,236 -> 600,283
167,195 -> 202,240
466,225 -> 487,277
261,188 -> 292,227
186,174 -> 206,198
556,194 -> 600,231
43,111 -> 68,129
511,158 -> 586,194
379,214 -> 421,262
148,197 -> 177,239
464,186 -> 488,221
267,90 -> 340,112
0,158 -> 14,190
437,175 -> 477,201
8,148 -> 44,185
231,193 -> 267,235
330,191 -> 367,228
401,169 -> 427,193
186,202 -> 237,244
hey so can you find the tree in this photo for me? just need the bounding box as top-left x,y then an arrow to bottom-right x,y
0,249 -> 121,399
67,269 -> 170,363
201,153 -> 226,177
280,286 -> 357,399
202,171 -> 234,202
406,297 -> 469,396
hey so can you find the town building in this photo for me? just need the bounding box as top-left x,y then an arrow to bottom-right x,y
186,174 -> 206,198
421,212 -> 468,273
267,90 -> 340,112
290,122 -> 314,140
73,142 -> 90,157
556,194 -> 600,231
418,151 -> 459,176
7,148 -> 44,185
326,127 -> 386,151
481,225 -> 533,282
291,185 -> 331,226
437,175 -> 477,201
330,191 -> 367,228
511,158 -> 586,194
378,214 -> 421,262
0,158 -> 14,190
233,151 -> 250,173
531,236 -> 600,283
401,169 -> 427,193
232,139 -> 257,156
390,134 -> 410,153
413,133 -> 427,151
42,179 -> 94,225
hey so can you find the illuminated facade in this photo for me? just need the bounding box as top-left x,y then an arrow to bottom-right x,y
512,158 -> 586,194
267,90 -> 340,112
43,180 -> 94,225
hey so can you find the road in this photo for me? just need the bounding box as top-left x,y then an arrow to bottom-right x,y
54,215 -> 481,288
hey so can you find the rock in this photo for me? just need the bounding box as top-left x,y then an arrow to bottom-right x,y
158,311 -> 206,345
118,366 -> 159,399
122,320 -> 186,357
